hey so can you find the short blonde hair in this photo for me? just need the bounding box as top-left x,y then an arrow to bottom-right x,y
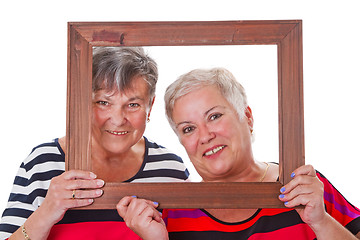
165,67 -> 248,131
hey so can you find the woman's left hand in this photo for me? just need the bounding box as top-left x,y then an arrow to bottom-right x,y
278,164 -> 326,227
117,196 -> 168,240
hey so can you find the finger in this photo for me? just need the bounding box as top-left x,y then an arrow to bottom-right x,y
65,198 -> 95,209
141,204 -> 163,223
279,183 -> 315,202
280,175 -> 314,194
131,198 -> 159,213
117,196 -> 135,218
144,199 -> 159,209
128,203 -> 163,230
63,170 -> 97,180
70,189 -> 103,199
292,164 -> 316,178
153,210 -> 163,223
159,217 -> 166,227
122,197 -> 160,222
66,178 -> 105,190
283,193 -> 313,208
127,198 -> 149,216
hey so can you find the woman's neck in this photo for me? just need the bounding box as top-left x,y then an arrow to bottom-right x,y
91,137 -> 145,182
202,159 -> 265,183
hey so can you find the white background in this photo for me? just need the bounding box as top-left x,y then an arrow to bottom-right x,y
0,1 -> 359,213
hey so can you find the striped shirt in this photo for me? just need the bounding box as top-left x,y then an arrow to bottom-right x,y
0,137 -> 189,240
163,171 -> 360,239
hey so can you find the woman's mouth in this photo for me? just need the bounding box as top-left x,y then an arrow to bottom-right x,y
106,130 -> 128,135
203,145 -> 225,156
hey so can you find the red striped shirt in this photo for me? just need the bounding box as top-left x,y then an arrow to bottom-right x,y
163,171 -> 360,239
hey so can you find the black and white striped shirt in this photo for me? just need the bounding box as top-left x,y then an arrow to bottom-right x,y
0,137 -> 189,239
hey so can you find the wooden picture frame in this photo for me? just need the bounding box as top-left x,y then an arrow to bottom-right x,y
66,20 -> 304,209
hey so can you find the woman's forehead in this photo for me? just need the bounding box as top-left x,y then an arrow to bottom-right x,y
173,87 -> 227,114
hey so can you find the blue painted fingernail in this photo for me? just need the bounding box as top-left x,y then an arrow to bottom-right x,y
153,201 -> 159,205
284,201 -> 289,205
280,187 -> 286,193
131,195 -> 137,198
279,194 -> 285,199
291,172 -> 295,178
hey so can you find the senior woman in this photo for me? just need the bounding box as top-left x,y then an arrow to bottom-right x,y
117,67 -> 360,240
0,47 -> 189,240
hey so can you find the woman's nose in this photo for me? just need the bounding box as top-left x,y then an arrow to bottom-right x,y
199,125 -> 215,144
110,107 -> 127,126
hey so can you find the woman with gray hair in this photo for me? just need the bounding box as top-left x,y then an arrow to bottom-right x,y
118,67 -> 360,240
0,47 -> 189,240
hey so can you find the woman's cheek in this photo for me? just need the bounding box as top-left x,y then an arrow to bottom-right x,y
93,108 -> 108,126
128,111 -> 148,128
181,135 -> 197,157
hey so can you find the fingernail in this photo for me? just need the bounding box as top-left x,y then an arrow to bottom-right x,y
153,201 -> 159,205
279,194 -> 285,199
97,179 -> 105,187
96,189 -> 103,195
131,195 -> 137,198
284,201 -> 289,205
90,172 -> 97,179
280,187 -> 286,193
88,199 -> 94,203
291,172 -> 295,178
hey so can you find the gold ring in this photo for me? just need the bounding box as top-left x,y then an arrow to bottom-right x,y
72,190 -> 76,199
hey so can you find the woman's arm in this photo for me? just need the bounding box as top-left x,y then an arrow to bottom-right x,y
308,212 -> 359,239
279,165 -> 359,239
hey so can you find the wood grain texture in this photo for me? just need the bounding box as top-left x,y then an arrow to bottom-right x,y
83,182 -> 284,209
66,20 -> 304,209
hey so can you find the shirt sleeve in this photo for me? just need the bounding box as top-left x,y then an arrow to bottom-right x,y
0,141 -> 65,240
0,161 -> 38,240
317,171 -> 360,235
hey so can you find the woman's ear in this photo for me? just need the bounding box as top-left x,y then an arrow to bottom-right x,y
245,106 -> 254,129
147,96 -> 156,119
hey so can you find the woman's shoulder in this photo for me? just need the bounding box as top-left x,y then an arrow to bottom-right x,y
136,136 -> 189,182
22,138 -> 65,172
28,138 -> 63,153
143,136 -> 167,149
144,136 -> 182,161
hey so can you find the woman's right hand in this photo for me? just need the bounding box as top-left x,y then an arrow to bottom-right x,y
39,170 -> 104,226
9,170 -> 104,240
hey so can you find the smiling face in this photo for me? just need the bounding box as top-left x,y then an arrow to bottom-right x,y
92,76 -> 153,156
172,85 -> 254,182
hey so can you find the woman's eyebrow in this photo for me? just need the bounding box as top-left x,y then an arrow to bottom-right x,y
176,120 -> 192,129
204,106 -> 219,116
175,105 -> 224,129
127,96 -> 145,102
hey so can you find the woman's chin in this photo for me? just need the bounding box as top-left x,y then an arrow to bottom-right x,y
202,167 -> 233,181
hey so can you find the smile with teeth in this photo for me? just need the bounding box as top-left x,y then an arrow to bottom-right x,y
107,130 -> 128,135
204,145 -> 225,156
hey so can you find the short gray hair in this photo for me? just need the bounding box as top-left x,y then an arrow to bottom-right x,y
165,67 -> 248,130
92,47 -> 158,101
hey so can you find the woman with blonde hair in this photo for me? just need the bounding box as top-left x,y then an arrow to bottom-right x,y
118,67 -> 360,239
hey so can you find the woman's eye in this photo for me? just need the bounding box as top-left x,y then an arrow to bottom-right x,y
209,113 -> 223,121
96,101 -> 109,106
129,103 -> 140,108
182,126 -> 194,134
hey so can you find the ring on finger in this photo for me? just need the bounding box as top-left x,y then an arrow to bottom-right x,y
72,190 -> 76,199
